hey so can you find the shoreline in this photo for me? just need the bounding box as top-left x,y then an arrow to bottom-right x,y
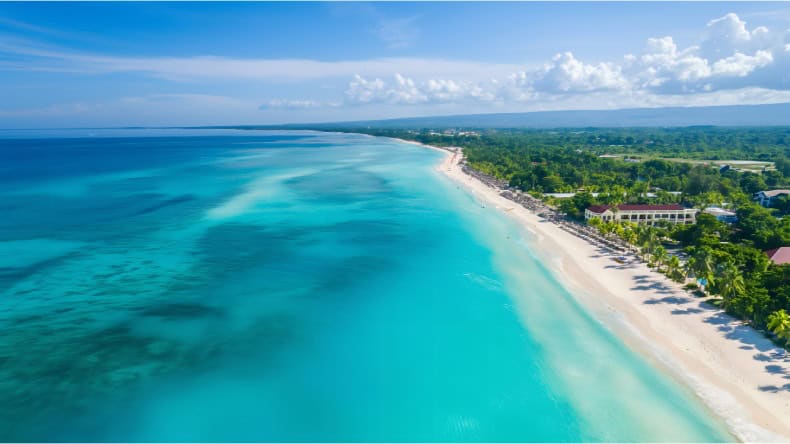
398,137 -> 790,442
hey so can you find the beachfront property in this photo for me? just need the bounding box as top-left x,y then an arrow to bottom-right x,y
764,247 -> 790,265
545,191 -> 681,200
753,189 -> 790,207
545,192 -> 600,199
703,207 -> 738,224
585,204 -> 697,225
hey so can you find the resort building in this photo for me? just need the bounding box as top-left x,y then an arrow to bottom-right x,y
753,189 -> 790,207
703,207 -> 738,224
585,204 -> 697,225
764,247 -> 790,265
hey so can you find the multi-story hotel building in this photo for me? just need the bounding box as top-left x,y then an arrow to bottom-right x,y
585,204 -> 697,225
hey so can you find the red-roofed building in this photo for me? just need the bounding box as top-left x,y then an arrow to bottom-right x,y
585,204 -> 697,225
764,247 -> 790,265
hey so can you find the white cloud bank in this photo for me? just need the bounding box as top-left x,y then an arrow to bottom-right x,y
342,74 -> 497,105
2,12 -> 789,125
330,12 -> 790,111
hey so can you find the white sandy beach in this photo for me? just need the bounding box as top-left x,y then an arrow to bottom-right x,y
408,139 -> 790,442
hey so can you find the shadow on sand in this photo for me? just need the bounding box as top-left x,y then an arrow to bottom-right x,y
630,273 -> 790,392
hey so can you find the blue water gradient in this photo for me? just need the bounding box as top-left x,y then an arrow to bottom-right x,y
0,130 -> 731,441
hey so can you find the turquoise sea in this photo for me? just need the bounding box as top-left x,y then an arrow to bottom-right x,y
0,129 -> 731,442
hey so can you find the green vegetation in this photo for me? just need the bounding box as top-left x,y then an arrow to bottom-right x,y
768,309 -> 790,348
590,213 -> 789,348
342,126 -> 790,348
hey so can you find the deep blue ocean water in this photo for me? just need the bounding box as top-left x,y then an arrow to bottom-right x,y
0,130 -> 731,441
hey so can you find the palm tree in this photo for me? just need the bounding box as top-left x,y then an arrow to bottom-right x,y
666,255 -> 683,282
718,262 -> 745,309
613,222 -> 625,239
640,245 -> 650,262
683,257 -> 697,281
767,309 -> 790,349
636,226 -> 658,262
692,248 -> 715,292
646,238 -> 659,263
588,217 -> 602,229
596,221 -> 609,237
603,220 -> 617,237
635,224 -> 649,245
651,245 -> 668,271
621,227 -> 637,250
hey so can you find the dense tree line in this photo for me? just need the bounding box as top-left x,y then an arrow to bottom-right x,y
357,126 -> 790,161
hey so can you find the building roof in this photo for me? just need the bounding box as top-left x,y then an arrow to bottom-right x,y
586,204 -> 689,214
617,204 -> 687,211
703,207 -> 737,217
760,189 -> 790,198
765,247 -> 790,265
587,205 -> 612,214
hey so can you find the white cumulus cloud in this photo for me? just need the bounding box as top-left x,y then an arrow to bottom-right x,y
532,52 -> 629,93
331,12 -> 788,109
711,50 -> 773,77
344,73 -> 499,105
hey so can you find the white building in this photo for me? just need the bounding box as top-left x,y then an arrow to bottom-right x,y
703,207 -> 738,223
585,204 -> 697,225
754,189 -> 790,207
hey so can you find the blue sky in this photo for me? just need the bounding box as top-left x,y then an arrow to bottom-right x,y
1,2 -> 790,128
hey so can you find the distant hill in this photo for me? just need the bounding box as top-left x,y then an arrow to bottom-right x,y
230,103 -> 790,129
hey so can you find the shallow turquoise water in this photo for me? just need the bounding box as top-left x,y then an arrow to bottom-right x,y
0,130 -> 730,441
